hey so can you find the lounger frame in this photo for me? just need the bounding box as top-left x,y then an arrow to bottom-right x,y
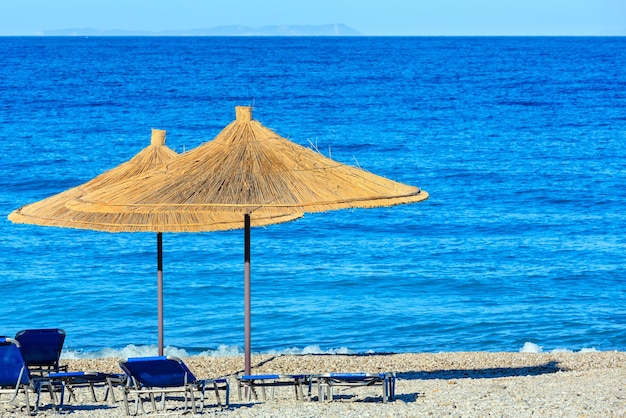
0,337 -> 56,415
236,374 -> 311,401
48,371 -> 126,408
14,329 -> 67,376
119,356 -> 229,415
316,372 -> 396,403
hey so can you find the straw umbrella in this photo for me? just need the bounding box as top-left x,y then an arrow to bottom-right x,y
8,129 -> 301,355
8,129 -> 181,355
67,106 -> 429,374
9,129 -> 178,230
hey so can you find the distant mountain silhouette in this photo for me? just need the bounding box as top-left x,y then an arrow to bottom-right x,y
42,24 -> 360,36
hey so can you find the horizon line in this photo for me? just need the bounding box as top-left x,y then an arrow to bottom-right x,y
2,34 -> 626,37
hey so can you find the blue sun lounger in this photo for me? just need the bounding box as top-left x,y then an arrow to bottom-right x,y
119,356 -> 229,415
15,329 -> 67,376
236,374 -> 311,401
316,372 -> 396,403
48,370 -> 126,409
0,337 -> 56,415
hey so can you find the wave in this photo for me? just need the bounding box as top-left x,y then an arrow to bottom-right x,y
519,341 -> 599,354
61,342 -> 602,359
60,344 -> 358,359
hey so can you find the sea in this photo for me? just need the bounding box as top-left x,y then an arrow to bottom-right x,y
1,36 -> 625,359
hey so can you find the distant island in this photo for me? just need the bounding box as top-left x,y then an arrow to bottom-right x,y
41,24 -> 360,37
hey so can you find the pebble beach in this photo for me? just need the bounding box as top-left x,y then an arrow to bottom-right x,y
2,351 -> 625,417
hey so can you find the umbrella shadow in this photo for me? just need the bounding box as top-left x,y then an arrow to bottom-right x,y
52,404 -> 119,413
233,355 -> 280,375
396,361 -> 562,381
230,355 -> 563,405
395,361 -> 562,403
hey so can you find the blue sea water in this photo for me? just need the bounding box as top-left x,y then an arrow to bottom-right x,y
1,36 -> 625,358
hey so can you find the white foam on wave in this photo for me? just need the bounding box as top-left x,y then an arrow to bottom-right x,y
61,344 -> 354,359
62,344 -> 190,359
267,345 -> 356,355
519,342 -> 599,354
520,342 -> 543,353
62,343 -> 603,359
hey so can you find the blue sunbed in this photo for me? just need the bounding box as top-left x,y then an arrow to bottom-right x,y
119,356 -> 229,415
48,370 -> 126,409
14,328 -> 66,375
236,374 -> 311,401
0,337 -> 56,414
316,372 -> 396,403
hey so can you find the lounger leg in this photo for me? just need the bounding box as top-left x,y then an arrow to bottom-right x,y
121,389 -> 130,415
382,378 -> 388,403
45,383 -> 57,412
47,381 -> 58,405
67,385 -> 77,403
23,387 -> 32,415
199,384 -> 206,412
188,387 -> 196,413
293,378 -> 303,401
317,379 -> 325,402
212,381 -> 221,407
157,392 -> 165,411
148,392 -> 156,411
84,382 -> 96,402
42,381 -> 59,412
105,377 -> 117,404
122,388 -> 140,416
137,392 -> 146,414
57,382 -> 67,410
243,385 -> 249,401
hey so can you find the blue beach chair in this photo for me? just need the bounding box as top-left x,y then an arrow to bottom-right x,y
119,356 -> 229,415
48,370 -> 126,409
0,337 -> 56,415
15,329 -> 66,375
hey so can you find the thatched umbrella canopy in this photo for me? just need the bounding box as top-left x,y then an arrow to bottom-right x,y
9,129 -> 298,233
8,129 -> 178,230
8,128 -> 301,355
68,107 -> 429,373
8,129 -> 183,355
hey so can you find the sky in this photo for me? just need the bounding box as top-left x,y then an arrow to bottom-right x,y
2,0 -> 625,36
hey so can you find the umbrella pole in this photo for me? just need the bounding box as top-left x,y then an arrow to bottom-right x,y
244,214 -> 251,375
157,232 -> 164,356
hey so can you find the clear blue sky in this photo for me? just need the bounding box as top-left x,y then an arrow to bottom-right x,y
2,0 -> 625,36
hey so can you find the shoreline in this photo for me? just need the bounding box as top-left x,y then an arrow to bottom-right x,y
2,351 -> 625,417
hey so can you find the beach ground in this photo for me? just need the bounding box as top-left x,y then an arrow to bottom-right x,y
1,351 -> 625,417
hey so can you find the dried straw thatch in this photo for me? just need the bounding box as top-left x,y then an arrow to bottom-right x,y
68,107 -> 428,221
8,128 -> 302,232
8,129 -> 177,228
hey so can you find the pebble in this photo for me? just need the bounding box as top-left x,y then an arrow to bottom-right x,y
1,352 -> 625,417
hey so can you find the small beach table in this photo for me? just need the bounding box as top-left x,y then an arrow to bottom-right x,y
316,372 -> 396,403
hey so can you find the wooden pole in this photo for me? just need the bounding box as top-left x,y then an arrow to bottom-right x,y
244,214 -> 251,375
157,232 -> 164,356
